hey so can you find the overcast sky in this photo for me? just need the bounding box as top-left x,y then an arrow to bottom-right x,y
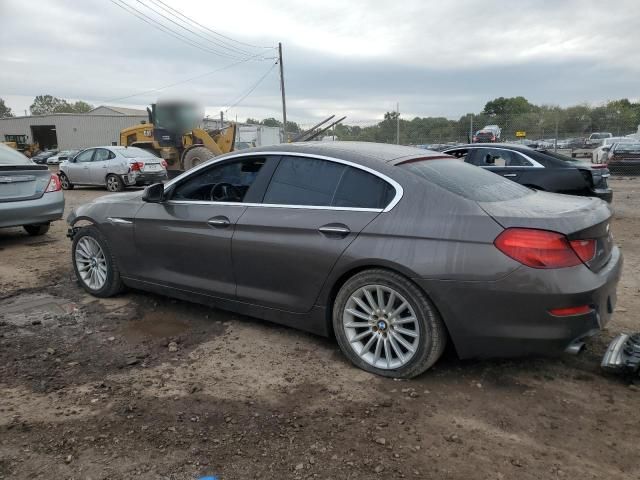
1,0 -> 638,125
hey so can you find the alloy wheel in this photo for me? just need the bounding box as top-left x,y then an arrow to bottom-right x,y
342,284 -> 420,370
106,176 -> 120,192
75,236 -> 108,290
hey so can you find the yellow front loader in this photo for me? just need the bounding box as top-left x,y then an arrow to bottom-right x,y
120,102 -> 236,176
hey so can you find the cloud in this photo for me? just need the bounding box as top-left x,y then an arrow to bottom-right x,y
1,0 -> 638,124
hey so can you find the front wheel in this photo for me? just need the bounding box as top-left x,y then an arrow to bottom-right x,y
59,173 -> 74,190
333,269 -> 447,378
72,226 -> 124,297
106,174 -> 125,192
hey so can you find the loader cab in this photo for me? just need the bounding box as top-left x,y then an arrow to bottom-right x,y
152,101 -> 201,149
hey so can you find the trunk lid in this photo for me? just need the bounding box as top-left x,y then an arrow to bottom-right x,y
0,165 -> 52,203
130,157 -> 164,173
479,191 -> 613,271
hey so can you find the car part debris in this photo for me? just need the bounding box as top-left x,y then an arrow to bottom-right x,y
601,333 -> 640,374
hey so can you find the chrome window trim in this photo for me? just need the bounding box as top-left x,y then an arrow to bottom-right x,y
163,151 -> 404,213
446,146 -> 544,168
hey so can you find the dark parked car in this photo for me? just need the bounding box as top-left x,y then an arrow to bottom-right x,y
605,142 -> 640,174
443,143 -> 612,202
67,142 -> 621,378
31,151 -> 57,164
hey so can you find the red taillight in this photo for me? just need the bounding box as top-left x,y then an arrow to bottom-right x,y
161,160 -> 168,169
569,239 -> 596,263
549,305 -> 591,317
494,228 -> 594,269
130,161 -> 144,171
591,164 -> 608,169
46,174 -> 61,193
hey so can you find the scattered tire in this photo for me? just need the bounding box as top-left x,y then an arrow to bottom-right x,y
72,225 -> 124,297
333,269 -> 446,378
23,223 -> 50,236
59,173 -> 74,190
183,146 -> 215,171
106,174 -> 125,192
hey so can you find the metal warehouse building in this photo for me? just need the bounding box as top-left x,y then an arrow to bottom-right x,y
0,106 -> 147,151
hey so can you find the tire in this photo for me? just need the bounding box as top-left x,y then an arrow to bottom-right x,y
72,225 -> 124,297
333,269 -> 446,378
105,174 -> 125,192
183,146 -> 215,171
23,223 -> 50,236
59,173 -> 74,190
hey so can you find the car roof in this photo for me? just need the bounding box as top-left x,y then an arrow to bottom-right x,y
245,141 -> 450,167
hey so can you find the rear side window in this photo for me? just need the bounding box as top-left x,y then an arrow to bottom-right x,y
333,167 -> 395,209
402,159 -> 532,202
263,156 -> 394,209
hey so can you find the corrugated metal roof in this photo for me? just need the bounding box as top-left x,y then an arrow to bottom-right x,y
89,105 -> 148,116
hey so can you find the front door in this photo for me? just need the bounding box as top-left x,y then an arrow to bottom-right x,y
66,148 -> 94,184
233,155 -> 394,313
132,155 -> 274,298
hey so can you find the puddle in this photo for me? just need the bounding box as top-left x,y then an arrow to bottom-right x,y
0,293 -> 77,326
120,309 -> 191,341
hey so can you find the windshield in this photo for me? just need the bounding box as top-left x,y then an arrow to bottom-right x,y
0,143 -> 32,165
118,147 -> 158,158
400,159 -> 533,202
613,143 -> 640,153
591,133 -> 611,139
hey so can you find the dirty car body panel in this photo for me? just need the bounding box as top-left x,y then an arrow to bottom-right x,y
67,142 -> 623,360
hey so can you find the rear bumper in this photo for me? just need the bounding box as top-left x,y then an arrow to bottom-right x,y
0,190 -> 65,228
416,246 -> 623,359
124,171 -> 168,186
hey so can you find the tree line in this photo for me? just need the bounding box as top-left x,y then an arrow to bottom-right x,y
0,95 -> 94,117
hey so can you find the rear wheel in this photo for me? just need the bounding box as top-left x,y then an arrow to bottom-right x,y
72,226 -> 124,297
183,146 -> 215,171
23,223 -> 50,236
333,269 -> 447,378
59,173 -> 74,190
106,174 -> 124,192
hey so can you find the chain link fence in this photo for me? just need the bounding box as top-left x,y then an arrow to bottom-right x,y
411,113 -> 640,176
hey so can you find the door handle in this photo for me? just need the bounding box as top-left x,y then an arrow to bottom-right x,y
318,224 -> 350,237
502,173 -> 517,177
207,216 -> 230,228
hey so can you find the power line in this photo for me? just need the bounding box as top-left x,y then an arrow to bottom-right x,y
224,61 -> 278,113
109,0 -> 261,60
134,0 -> 258,58
106,54 -> 267,103
151,0 -> 275,51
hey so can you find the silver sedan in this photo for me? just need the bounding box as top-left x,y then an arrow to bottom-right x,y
0,143 -> 64,236
58,146 -> 167,192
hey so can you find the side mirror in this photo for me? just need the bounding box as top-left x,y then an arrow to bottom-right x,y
142,183 -> 165,203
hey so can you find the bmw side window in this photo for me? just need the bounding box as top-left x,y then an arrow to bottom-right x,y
263,156 -> 345,206
508,152 -> 533,167
171,158 -> 266,202
75,150 -> 94,163
480,149 -> 510,167
333,167 -> 394,209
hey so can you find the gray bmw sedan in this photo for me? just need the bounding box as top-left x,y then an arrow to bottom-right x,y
67,142 -> 622,378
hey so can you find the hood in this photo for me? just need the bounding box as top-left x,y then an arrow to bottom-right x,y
478,190 -> 611,236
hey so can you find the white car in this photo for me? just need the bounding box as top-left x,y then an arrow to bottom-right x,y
58,146 -> 167,192
592,137 -> 636,164
47,150 -> 79,165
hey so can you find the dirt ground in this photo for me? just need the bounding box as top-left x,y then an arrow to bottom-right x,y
1,177 -> 639,480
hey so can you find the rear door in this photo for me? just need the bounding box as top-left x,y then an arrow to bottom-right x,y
89,148 -> 114,184
232,155 -> 395,313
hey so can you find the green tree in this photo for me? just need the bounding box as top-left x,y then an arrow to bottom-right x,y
0,98 -> 14,118
30,95 -> 94,115
483,96 -> 537,116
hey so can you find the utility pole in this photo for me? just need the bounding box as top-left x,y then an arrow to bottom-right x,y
278,42 -> 288,142
469,113 -> 474,143
220,110 -> 224,129
396,102 -> 400,145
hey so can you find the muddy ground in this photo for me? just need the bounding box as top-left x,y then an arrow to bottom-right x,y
1,178 -> 639,480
